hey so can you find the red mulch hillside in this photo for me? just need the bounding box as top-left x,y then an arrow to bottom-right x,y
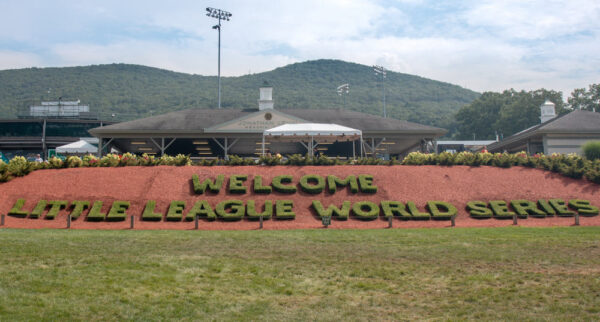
0,165 -> 598,230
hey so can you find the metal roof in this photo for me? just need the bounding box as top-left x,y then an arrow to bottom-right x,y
89,108 -> 446,136
487,110 -> 600,151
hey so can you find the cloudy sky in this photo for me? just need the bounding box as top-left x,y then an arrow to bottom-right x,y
1,0 -> 598,96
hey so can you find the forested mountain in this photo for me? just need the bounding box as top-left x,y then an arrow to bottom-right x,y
0,59 -> 479,133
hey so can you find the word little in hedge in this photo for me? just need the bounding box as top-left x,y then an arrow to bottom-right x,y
467,199 -> 598,219
8,199 -> 131,221
191,174 -> 377,195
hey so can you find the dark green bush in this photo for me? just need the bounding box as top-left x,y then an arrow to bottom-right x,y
583,141 -> 600,160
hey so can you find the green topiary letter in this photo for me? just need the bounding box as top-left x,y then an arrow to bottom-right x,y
352,201 -> 379,220
45,200 -> 68,220
142,200 -> 163,221
192,174 -> 224,194
510,200 -> 546,218
69,201 -> 90,220
8,199 -> 28,218
427,201 -> 457,220
569,199 -> 599,217
327,175 -> 358,194
489,200 -> 515,219
299,175 -> 326,194
246,200 -> 273,220
381,201 -> 411,219
272,175 -> 296,194
186,200 -> 216,221
87,201 -> 106,221
216,200 -> 245,221
467,201 -> 492,219
275,200 -> 295,219
312,200 -> 350,220
166,201 -> 186,221
229,175 -> 248,194
107,201 -> 130,221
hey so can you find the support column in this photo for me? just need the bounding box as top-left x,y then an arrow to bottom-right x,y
42,119 -> 47,160
262,136 -> 265,157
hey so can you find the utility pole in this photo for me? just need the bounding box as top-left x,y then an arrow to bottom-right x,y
337,83 -> 349,109
373,65 -> 387,118
207,7 -> 232,109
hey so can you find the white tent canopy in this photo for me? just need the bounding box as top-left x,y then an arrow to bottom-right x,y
55,140 -> 98,154
262,123 -> 363,158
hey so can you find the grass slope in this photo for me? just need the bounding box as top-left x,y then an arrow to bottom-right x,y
0,60 -> 479,132
0,227 -> 599,320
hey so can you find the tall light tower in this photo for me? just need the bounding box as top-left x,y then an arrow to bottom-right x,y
206,7 -> 232,109
373,65 -> 387,118
337,83 -> 349,109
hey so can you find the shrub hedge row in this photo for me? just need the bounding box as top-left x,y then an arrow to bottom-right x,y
2,151 -> 600,185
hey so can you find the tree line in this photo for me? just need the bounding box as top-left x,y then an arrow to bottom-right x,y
454,84 -> 599,140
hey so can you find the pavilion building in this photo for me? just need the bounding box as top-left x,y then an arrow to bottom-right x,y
89,84 -> 446,159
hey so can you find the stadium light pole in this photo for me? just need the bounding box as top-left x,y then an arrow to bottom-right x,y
337,83 -> 349,109
207,7 -> 232,109
373,65 -> 387,118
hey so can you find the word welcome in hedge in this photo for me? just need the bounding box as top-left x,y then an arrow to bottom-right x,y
6,198 -> 598,222
191,174 -> 378,194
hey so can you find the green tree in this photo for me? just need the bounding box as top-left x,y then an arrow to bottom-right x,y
568,84 -> 600,111
455,89 -> 566,140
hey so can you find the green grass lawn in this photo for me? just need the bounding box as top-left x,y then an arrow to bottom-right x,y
0,227 -> 599,321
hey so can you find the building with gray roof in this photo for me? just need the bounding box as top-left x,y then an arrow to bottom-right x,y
487,106 -> 600,155
89,84 -> 446,159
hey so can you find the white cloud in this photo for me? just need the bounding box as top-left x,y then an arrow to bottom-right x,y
0,51 -> 42,70
0,0 -> 599,97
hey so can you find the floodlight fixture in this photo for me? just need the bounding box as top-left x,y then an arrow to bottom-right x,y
373,65 -> 387,118
207,7 -> 232,109
337,83 -> 350,109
